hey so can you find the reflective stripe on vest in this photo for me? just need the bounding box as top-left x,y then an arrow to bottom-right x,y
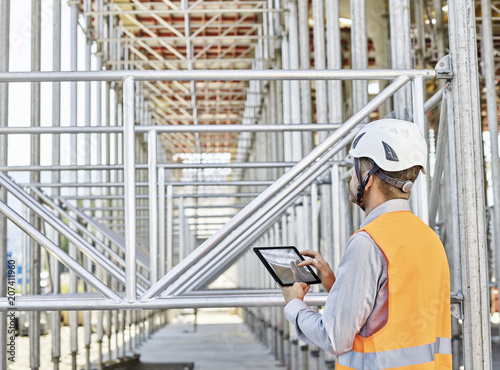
337,337 -> 452,369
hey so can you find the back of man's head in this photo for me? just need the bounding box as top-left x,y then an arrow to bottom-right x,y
349,119 -> 428,201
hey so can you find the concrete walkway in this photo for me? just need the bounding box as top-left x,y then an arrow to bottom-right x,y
138,310 -> 282,370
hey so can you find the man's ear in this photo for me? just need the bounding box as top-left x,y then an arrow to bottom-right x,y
364,173 -> 375,192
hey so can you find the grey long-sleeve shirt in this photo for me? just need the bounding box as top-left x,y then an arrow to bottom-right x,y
284,199 -> 412,355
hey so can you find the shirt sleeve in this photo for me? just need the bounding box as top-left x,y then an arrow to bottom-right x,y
283,232 -> 385,355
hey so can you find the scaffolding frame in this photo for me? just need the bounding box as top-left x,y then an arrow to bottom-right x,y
0,0 -> 498,369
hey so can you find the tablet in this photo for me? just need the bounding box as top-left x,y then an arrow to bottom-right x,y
253,246 -> 321,287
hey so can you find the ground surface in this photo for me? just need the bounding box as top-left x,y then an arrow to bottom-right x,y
138,310 -> 282,370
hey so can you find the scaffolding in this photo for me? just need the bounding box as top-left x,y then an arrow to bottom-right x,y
0,0 -> 499,369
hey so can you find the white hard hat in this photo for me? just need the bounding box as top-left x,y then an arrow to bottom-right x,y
349,118 -> 428,174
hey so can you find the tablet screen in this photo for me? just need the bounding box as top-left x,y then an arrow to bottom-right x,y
253,246 -> 321,287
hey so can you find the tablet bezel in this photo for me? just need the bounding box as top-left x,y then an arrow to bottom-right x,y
253,246 -> 321,287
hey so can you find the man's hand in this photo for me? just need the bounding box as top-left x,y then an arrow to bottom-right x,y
281,282 -> 310,304
297,250 -> 336,292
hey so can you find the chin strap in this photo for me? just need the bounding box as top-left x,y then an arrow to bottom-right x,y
354,158 -> 415,210
354,158 -> 379,211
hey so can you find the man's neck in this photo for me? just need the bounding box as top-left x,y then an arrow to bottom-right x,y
362,194 -> 387,217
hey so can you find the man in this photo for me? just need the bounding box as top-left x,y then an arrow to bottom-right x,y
281,119 -> 452,369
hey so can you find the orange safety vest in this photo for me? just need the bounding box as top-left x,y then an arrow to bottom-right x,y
336,211 -> 452,369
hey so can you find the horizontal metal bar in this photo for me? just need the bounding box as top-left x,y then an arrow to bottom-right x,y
107,58 -> 263,65
98,35 -> 278,43
0,160 -> 350,172
79,205 -> 246,211
0,164 -> 125,172
0,290 -> 463,311
184,204 -> 247,209
27,180 -> 275,187
83,8 -> 284,16
0,293 -> 328,311
54,192 -> 260,200
0,123 -> 347,134
0,69 -> 436,83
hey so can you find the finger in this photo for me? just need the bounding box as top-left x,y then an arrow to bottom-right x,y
304,284 -> 311,294
300,250 -> 318,258
297,259 -> 316,267
301,250 -> 325,263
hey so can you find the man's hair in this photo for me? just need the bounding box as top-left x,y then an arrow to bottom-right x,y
359,157 -> 421,201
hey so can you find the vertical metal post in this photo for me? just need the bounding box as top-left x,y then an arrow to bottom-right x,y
287,0 -> 302,161
298,0 -> 312,154
281,34 -> 292,162
158,167 -> 166,278
94,2 -> 105,365
179,196 -> 185,262
312,0 -> 327,128
323,0 -> 342,265
326,0 -> 343,125
0,1 -> 8,368
412,76 -> 429,224
331,164 -> 341,271
433,0 -> 445,59
166,184 -> 173,272
22,206 -> 28,297
51,0 -> 61,368
123,76 -> 137,302
30,1 -> 41,368
414,0 -> 425,68
480,0 -> 500,289
69,2 -> 79,367
83,2 -> 92,367
448,0 -> 492,367
106,309 -> 112,361
350,0 -> 368,118
148,130 -> 158,284
310,182 -> 319,251
388,0 -> 412,119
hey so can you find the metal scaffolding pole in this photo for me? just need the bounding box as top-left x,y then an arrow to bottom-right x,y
481,0 -> 500,290
123,76 -> 137,302
388,0 -> 412,119
287,0 -> 303,161
412,76 -> 429,223
51,0 -> 62,368
0,0 -> 8,368
350,0 -> 368,117
298,0 -> 312,154
448,0 -> 492,367
30,1 -> 42,368
323,0 -> 343,269
0,69 -> 435,83
166,184 -> 174,272
158,167 -> 166,278
68,2 -> 80,367
148,130 -> 158,284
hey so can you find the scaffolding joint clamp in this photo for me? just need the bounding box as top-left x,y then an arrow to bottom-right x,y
450,291 -> 464,320
435,54 -> 453,79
